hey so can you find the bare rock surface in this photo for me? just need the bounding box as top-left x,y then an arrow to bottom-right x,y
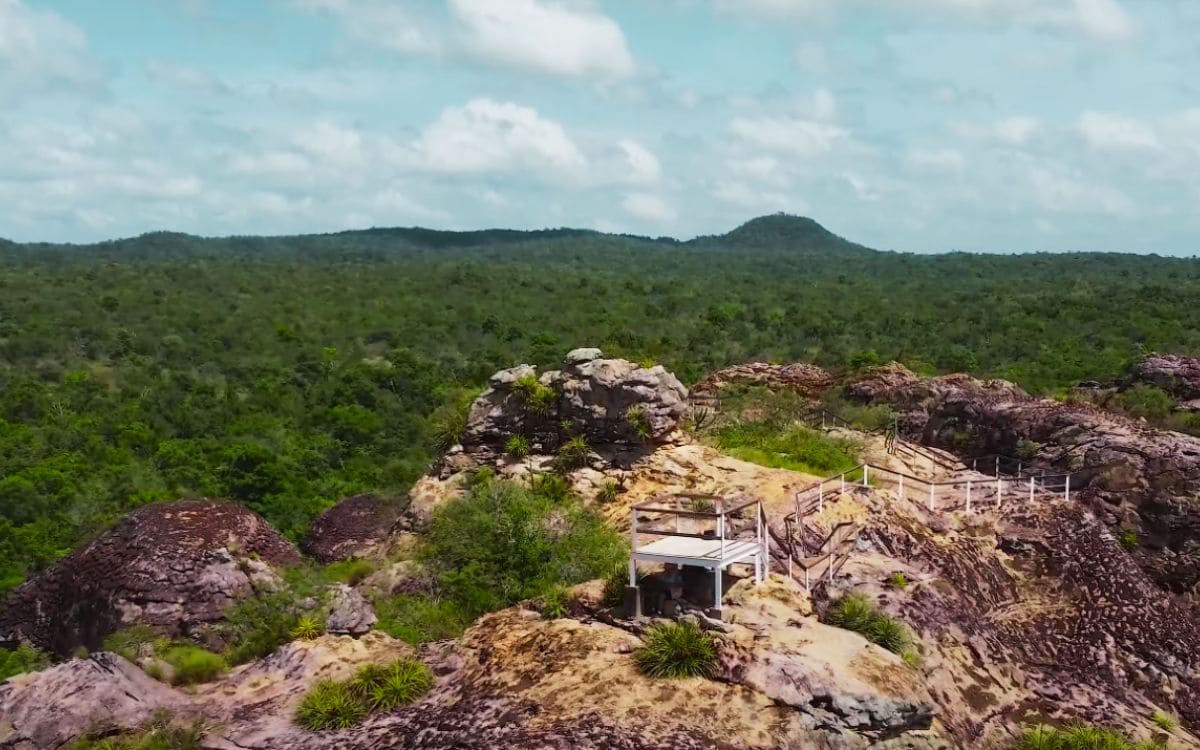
301,493 -> 402,563
0,652 -> 190,750
1131,354 -> 1200,401
447,348 -> 688,472
0,499 -> 301,656
323,583 -> 376,636
847,362 -> 1200,591
691,361 -> 835,404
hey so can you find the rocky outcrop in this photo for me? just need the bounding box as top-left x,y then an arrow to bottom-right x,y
301,494 -> 401,563
0,499 -> 301,656
846,363 -> 1200,591
444,348 -> 688,473
0,652 -> 190,749
690,362 -> 835,403
1131,354 -> 1200,406
324,584 -> 376,636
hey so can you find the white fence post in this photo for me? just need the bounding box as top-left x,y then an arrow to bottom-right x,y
1028,476 -> 1035,503
840,474 -> 846,494
818,483 -> 824,512
996,479 -> 1003,510
966,480 -> 972,514
995,456 -> 1000,477
1065,474 -> 1070,503
863,465 -> 869,487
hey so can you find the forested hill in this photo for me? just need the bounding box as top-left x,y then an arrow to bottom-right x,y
1,213 -> 1198,593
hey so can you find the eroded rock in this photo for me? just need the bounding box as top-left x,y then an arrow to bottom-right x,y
0,499 -> 301,656
301,494 -> 401,563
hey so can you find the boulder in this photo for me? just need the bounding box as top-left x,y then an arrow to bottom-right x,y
1130,354 -> 1200,402
0,499 -> 301,656
301,494 -> 401,563
690,362 -> 835,404
324,584 -> 376,636
0,652 -> 190,750
450,349 -> 688,470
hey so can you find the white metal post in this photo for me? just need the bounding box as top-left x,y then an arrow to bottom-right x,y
863,465 -> 869,487
966,480 -> 972,514
995,456 -> 1000,477
996,479 -> 1003,510
1029,476 -> 1035,503
714,566 -> 723,611
840,474 -> 846,494
719,511 -> 726,559
928,483 -> 935,511
1065,474 -> 1070,503
818,483 -> 824,512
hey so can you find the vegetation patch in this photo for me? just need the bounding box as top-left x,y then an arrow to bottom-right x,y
373,594 -> 472,645
0,642 -> 51,681
1013,723 -> 1165,750
66,711 -> 205,750
326,558 -> 377,586
824,593 -> 913,655
161,644 -> 227,686
633,620 -> 719,679
102,625 -> 166,663
296,658 -> 433,731
710,422 -> 861,476
217,565 -> 330,664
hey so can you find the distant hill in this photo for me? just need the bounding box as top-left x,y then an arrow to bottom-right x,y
689,213 -> 874,256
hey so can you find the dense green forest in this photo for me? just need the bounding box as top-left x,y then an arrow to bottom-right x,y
2,213 -> 1199,593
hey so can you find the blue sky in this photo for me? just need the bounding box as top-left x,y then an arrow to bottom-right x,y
2,0 -> 1198,253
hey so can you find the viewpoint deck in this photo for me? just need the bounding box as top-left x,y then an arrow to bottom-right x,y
627,494 -> 767,614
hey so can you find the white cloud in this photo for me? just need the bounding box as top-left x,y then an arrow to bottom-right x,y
712,181 -> 801,213
716,0 -> 1136,40
448,0 -> 635,78
1029,164 -> 1135,216
292,120 -> 366,169
906,147 -> 966,173
0,0 -> 96,95
414,98 -> 586,176
1078,111 -> 1159,151
291,0 -> 439,55
145,60 -> 230,94
618,139 -> 662,184
621,192 -> 676,223
730,115 -> 848,156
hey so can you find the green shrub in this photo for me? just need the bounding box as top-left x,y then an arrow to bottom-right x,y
634,620 -> 718,679
1116,385 -> 1174,422
505,435 -> 531,459
429,388 -> 479,452
354,658 -> 434,710
530,472 -> 574,503
296,659 -> 432,731
824,593 -> 912,654
161,645 -> 226,685
219,566 -> 327,664
421,479 -> 625,619
540,586 -> 570,619
102,625 -> 165,662
0,643 -> 51,681
1152,710 -> 1177,732
555,436 -> 592,472
1013,723 -> 1163,750
373,594 -> 471,645
290,615 -> 325,641
1119,529 -> 1140,551
626,405 -> 651,440
887,572 -> 909,590
710,422 -> 860,476
295,679 -> 368,730
513,375 -> 556,415
597,479 -> 621,503
601,566 -> 628,608
325,558 -> 377,586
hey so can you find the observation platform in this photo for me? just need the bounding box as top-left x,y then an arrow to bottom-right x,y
627,494 -> 767,615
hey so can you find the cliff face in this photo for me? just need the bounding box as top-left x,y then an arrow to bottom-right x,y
847,362 -> 1200,592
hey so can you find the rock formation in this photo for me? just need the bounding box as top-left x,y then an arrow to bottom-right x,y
690,361 -> 835,405
1130,354 -> 1200,407
0,499 -> 301,656
846,362 -> 1200,591
301,494 -> 402,563
441,347 -> 689,474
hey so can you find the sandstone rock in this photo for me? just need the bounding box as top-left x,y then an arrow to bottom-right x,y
1130,354 -> 1200,402
0,499 -> 300,656
690,361 -> 835,404
448,349 -> 688,471
324,584 -> 376,636
847,362 -> 1200,591
0,652 -> 190,750
301,494 -> 401,563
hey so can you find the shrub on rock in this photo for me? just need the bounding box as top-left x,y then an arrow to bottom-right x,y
633,620 -> 718,679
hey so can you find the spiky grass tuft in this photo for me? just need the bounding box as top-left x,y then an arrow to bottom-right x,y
633,620 -> 718,679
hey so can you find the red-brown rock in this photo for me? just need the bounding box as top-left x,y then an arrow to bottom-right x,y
301,494 -> 400,563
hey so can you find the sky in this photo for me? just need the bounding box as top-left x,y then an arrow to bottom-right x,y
1,0 -> 1199,253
